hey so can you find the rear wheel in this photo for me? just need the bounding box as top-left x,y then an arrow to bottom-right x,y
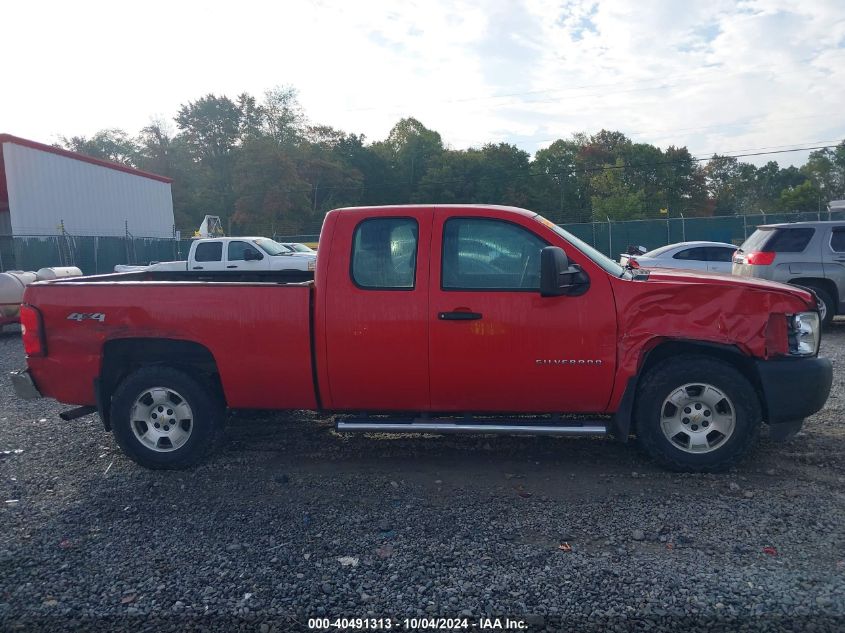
110,366 -> 223,469
634,356 -> 761,472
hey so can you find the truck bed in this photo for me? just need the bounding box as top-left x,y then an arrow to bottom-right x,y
58,270 -> 315,284
23,276 -> 318,410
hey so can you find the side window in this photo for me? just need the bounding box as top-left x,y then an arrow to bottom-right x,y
831,229 -> 845,253
766,228 -> 814,252
442,218 -> 547,290
673,247 -> 708,261
351,218 -> 418,289
194,241 -> 222,262
707,246 -> 736,262
228,241 -> 261,261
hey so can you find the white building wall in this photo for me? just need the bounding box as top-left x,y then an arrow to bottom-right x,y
2,141 -> 175,237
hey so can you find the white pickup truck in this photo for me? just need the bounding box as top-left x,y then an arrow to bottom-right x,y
115,237 -> 316,273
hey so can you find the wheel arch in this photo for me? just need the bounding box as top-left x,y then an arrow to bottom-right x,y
98,338 -> 225,431
789,277 -> 838,308
614,339 -> 768,439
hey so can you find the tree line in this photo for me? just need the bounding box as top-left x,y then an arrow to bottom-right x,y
59,86 -> 845,236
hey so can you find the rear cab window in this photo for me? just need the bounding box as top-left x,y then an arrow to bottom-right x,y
351,218 -> 418,289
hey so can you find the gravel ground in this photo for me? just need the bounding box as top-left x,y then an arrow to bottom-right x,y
1,325 -> 844,633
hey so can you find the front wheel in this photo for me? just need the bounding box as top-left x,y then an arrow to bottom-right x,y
634,356 -> 761,472
110,366 -> 223,469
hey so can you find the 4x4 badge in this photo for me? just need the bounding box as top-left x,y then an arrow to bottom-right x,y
66,312 -> 106,323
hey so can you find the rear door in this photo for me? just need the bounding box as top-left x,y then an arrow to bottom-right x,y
191,241 -> 223,270
428,209 -> 616,413
823,226 -> 845,310
670,247 -> 709,271
705,246 -> 736,273
322,210 -> 431,410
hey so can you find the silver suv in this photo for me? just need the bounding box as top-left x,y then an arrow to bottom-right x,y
733,221 -> 845,325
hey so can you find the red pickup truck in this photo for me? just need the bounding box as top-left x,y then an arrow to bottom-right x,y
12,205 -> 832,472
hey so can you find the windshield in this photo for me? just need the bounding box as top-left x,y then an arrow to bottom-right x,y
642,244 -> 677,258
254,238 -> 292,256
285,243 -> 314,253
535,215 -> 626,277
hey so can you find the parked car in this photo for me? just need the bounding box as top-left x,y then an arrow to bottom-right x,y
620,241 -> 737,273
113,237 -> 316,274
733,221 -> 845,326
13,205 -> 831,473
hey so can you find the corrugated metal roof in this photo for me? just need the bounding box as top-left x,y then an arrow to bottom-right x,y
0,134 -> 173,183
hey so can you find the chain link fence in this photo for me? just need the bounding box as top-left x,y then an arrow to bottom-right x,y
276,210 -> 845,258
4,210 -> 845,275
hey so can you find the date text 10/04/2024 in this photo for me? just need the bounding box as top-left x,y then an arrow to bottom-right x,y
307,617 -> 528,630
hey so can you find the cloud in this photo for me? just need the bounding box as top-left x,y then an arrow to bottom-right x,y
2,0 -> 843,166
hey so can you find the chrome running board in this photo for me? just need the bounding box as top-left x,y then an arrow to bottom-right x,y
336,419 -> 607,436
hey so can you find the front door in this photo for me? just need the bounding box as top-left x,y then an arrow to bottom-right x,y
226,240 -> 267,271
428,209 -> 616,413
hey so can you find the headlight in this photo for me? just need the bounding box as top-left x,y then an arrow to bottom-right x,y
787,311 -> 820,356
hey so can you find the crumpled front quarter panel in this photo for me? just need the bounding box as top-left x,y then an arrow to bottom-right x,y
608,272 -> 814,408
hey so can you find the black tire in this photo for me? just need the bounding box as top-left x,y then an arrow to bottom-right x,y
110,366 -> 223,469
807,286 -> 835,327
634,355 -> 761,472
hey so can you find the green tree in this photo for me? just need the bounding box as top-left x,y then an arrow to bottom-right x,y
779,180 -> 821,212
232,137 -> 310,234
375,118 -> 444,202
415,149 -> 485,203
174,94 -> 243,222
530,138 -> 585,221
590,160 -> 647,220
59,128 -> 139,166
263,85 -> 306,146
704,155 -> 741,215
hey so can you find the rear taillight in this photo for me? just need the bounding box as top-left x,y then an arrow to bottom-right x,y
20,305 -> 46,357
745,251 -> 776,266
628,257 -> 640,269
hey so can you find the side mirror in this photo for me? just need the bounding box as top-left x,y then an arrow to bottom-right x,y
540,246 -> 589,297
244,250 -> 263,261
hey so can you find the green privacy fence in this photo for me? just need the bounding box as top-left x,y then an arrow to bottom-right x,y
559,210 -> 845,257
0,235 -> 196,275
3,210 -> 845,275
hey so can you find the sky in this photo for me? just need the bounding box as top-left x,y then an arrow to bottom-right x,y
3,0 -> 845,166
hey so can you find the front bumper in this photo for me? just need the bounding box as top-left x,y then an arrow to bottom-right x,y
755,356 -> 832,424
10,369 -> 42,400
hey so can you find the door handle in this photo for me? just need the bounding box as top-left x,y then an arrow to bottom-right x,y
227,265 -> 237,268
834,257 -> 845,262
192,266 -> 203,270
438,311 -> 482,321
